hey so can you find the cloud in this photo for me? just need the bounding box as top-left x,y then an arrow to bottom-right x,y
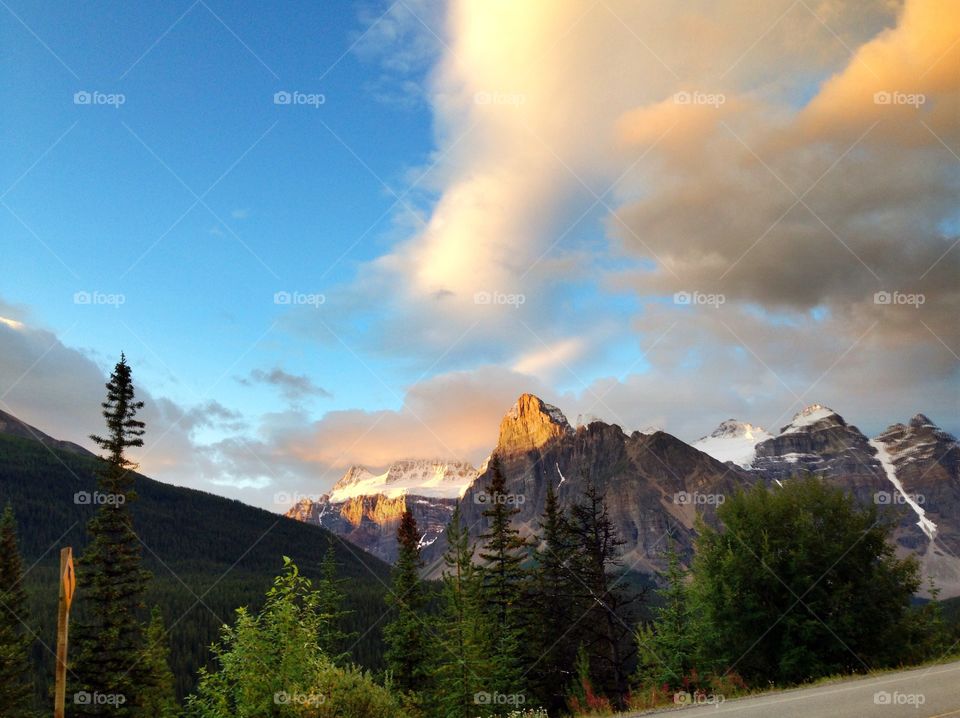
606,0 -> 959,390
302,0 -> 957,439
238,368 -> 332,402
0,306 -> 259,499
512,337 -> 587,378
282,366 -> 548,472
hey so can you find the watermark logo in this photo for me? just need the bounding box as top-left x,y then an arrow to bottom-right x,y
74,291 -> 126,308
473,691 -> 526,706
273,90 -> 325,108
474,91 -> 526,106
873,91 -> 925,108
674,691 -> 725,706
674,290 -> 725,308
74,90 -> 126,108
273,290 -> 325,308
674,491 -> 725,506
874,491 -> 925,506
74,491 -> 126,507
74,692 -> 126,706
475,492 -> 525,506
673,90 -> 726,108
274,691 -> 325,707
274,491 -> 327,506
474,290 -> 526,308
874,690 -> 925,706
873,291 -> 924,309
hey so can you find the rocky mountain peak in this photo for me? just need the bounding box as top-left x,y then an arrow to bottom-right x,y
779,404 -> 842,435
693,419 -> 773,468
708,419 -> 768,440
384,459 -> 477,486
328,460 -> 477,502
497,394 -> 573,454
331,466 -> 377,492
909,413 -> 936,430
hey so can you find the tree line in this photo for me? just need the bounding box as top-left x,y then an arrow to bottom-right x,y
379,460 -> 954,716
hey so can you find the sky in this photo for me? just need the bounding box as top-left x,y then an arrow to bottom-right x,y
1,0 -> 957,512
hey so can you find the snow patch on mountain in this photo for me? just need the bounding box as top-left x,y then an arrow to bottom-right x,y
780,404 -> 838,434
869,438 -> 937,540
328,459 -> 477,502
693,420 -> 773,468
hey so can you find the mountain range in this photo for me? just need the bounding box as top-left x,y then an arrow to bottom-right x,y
288,394 -> 960,597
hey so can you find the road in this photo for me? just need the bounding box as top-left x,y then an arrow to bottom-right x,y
633,660 -> 960,717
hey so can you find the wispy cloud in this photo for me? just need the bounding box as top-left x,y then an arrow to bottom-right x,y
238,367 -> 332,402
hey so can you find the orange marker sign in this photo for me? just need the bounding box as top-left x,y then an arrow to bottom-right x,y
62,551 -> 76,611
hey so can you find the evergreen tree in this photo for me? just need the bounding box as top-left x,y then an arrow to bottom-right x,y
0,504 -> 35,717
138,607 -> 178,717
634,538 -> 694,690
73,354 -> 151,717
566,482 -> 633,705
315,540 -> 353,662
383,509 -> 429,696
527,483 -> 577,714
431,505 -> 489,718
476,456 -> 528,709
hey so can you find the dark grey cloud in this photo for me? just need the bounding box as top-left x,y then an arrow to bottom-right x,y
238,368 -> 332,402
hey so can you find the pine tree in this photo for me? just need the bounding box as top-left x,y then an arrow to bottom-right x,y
0,504 -> 35,717
432,505 -> 488,718
138,607 -> 178,717
73,354 -> 151,717
383,509 -> 429,696
527,483 -> 577,714
476,456 -> 528,709
315,540 -> 353,662
635,538 -> 694,690
566,482 -> 633,705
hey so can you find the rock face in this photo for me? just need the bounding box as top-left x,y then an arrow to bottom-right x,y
285,459 -> 476,563
751,405 -> 881,491
872,415 -> 960,596
420,394 -> 752,575
496,394 -> 574,453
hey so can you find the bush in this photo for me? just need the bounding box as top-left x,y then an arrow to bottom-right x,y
186,558 -> 407,718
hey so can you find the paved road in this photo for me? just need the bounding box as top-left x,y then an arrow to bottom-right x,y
633,660 -> 960,717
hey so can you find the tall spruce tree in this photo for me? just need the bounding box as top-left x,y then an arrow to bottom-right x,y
528,484 -> 578,714
476,456 -> 528,708
567,482 -> 633,706
138,607 -> 178,717
314,540 -> 353,664
0,504 -> 35,717
73,354 -> 151,717
634,537 -> 694,690
383,509 -> 429,696
431,505 -> 488,718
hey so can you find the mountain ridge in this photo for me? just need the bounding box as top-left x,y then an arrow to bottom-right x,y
288,395 -> 959,597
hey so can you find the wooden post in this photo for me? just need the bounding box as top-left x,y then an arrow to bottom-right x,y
54,547 -> 74,718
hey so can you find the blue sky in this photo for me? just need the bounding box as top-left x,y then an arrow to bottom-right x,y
1,0 -> 957,509
2,0 -> 439,416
